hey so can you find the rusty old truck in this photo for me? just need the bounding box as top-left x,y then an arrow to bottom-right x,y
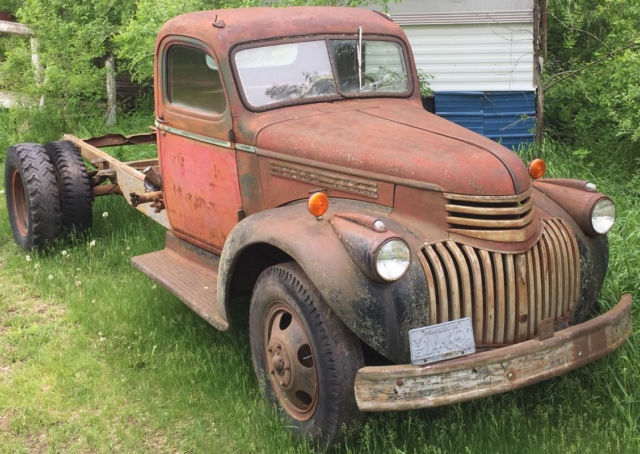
4,6 -> 632,446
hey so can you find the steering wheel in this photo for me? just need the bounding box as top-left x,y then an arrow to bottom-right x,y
301,76 -> 338,97
339,73 -> 377,92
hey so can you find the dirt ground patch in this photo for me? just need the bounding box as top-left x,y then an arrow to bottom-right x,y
0,414 -> 10,432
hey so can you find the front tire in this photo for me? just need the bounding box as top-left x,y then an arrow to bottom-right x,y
4,143 -> 62,250
249,262 -> 364,447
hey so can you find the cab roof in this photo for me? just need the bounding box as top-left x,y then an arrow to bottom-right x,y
156,7 -> 403,55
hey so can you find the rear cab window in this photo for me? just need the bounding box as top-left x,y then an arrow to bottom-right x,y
166,45 -> 226,114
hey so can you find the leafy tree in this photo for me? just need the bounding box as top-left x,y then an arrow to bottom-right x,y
0,0 -> 137,126
0,0 -> 22,14
1,0 -> 388,124
544,0 -> 640,157
116,1 -> 260,84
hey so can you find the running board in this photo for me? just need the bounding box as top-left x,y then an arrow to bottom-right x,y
131,232 -> 227,330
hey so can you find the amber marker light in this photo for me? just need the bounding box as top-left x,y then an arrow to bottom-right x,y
528,158 -> 546,179
308,191 -> 329,219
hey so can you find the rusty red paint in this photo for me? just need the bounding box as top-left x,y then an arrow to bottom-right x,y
158,131 -> 242,251
254,99 -> 528,197
534,180 -> 609,236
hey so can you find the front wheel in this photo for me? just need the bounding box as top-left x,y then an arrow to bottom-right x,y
249,262 -> 364,447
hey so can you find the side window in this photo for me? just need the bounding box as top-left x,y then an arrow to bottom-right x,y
166,45 -> 226,114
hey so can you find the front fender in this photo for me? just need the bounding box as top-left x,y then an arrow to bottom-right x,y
217,199 -> 429,363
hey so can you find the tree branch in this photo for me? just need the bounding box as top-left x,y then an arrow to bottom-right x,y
543,40 -> 639,91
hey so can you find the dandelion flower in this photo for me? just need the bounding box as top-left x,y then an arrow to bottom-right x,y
34,263 -> 40,269
61,250 -> 68,257
75,280 -> 82,286
48,274 -> 54,280
25,255 -> 31,262
89,239 -> 96,247
102,212 -> 109,218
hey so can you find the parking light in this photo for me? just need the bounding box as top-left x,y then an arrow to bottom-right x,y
528,159 -> 546,179
308,192 -> 329,219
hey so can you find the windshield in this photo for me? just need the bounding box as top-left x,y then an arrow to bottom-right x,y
234,38 -> 409,109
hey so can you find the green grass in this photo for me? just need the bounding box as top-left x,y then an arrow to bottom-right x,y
0,118 -> 639,452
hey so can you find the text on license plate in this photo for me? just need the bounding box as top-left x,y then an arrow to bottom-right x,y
409,317 -> 476,365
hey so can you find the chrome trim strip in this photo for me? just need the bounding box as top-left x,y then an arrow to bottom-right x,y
154,120 -> 232,149
235,143 -> 256,153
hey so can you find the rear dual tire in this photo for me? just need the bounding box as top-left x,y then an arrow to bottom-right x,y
44,140 -> 93,232
4,141 -> 92,251
5,143 -> 62,250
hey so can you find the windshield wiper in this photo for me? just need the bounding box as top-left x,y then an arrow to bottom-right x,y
357,26 -> 363,90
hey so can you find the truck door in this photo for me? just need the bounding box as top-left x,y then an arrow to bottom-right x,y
156,39 -> 242,252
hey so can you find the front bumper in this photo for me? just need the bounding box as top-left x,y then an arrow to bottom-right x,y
355,294 -> 632,411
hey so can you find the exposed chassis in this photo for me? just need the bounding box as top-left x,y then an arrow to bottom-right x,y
355,293 -> 632,411
63,132 -> 170,229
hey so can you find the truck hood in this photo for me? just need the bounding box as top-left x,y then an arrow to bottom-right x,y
254,101 -> 531,196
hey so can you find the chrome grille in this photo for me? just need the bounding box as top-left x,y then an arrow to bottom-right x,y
419,219 -> 580,347
444,189 -> 536,242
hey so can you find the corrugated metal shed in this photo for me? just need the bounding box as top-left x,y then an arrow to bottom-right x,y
435,91 -> 535,150
402,23 -> 534,92
384,0 -> 536,148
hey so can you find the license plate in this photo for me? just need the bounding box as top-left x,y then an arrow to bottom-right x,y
409,317 -> 476,365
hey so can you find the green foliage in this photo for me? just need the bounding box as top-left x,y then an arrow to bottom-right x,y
16,0 -> 136,100
115,0 -> 260,84
0,36 -> 32,91
417,68 -> 434,97
545,0 -> 640,157
0,0 -> 22,14
0,107 -> 154,164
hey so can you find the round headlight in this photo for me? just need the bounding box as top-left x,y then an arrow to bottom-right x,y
375,238 -> 411,281
591,198 -> 615,234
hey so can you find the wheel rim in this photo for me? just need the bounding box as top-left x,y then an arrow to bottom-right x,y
263,301 -> 319,421
11,170 -> 28,236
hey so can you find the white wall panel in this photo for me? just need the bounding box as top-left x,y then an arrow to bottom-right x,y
402,23 -> 534,92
